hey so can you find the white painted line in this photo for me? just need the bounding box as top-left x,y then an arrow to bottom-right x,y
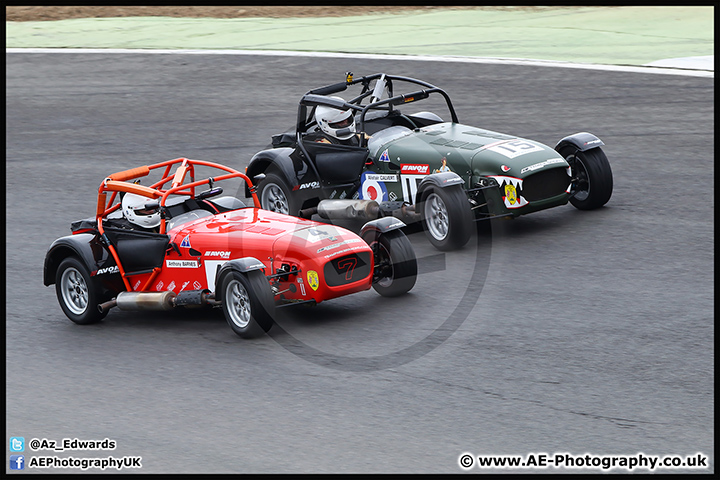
5,48 -> 713,78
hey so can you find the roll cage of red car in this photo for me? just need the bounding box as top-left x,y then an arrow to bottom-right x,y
95,157 -> 260,292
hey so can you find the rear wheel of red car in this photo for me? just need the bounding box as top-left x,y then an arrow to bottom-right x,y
365,229 -> 417,297
221,269 -> 275,339
560,146 -> 613,210
420,185 -> 473,251
55,257 -> 107,325
258,173 -> 299,216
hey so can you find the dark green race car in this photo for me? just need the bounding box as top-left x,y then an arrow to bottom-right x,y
247,73 -> 613,251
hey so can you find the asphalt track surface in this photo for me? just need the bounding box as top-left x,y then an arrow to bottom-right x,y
5,8 -> 715,475
6,51 -> 714,474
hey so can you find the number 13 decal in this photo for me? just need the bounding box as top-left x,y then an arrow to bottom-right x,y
487,140 -> 544,158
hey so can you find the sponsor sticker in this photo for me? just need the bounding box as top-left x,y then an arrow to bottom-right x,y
297,277 -> 306,296
323,245 -> 367,259
95,265 -> 119,275
379,149 -> 390,162
180,235 -> 191,248
504,184 -> 518,205
520,157 -> 566,174
293,181 -> 320,191
307,270 -> 319,291
400,164 -> 430,175
317,238 -> 362,254
204,251 -> 231,258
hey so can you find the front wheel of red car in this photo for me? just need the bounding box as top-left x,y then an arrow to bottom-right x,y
366,229 -> 417,297
560,146 -> 613,210
221,269 -> 275,339
55,257 -> 108,325
420,185 -> 473,251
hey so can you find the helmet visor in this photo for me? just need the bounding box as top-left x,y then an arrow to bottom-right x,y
329,116 -> 353,130
134,206 -> 159,216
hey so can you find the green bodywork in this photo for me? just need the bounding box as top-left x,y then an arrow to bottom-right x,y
358,122 -> 572,218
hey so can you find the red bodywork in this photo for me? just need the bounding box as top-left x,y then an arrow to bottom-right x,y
93,158 -> 374,304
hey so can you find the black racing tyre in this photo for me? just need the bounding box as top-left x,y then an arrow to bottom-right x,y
258,173 -> 300,216
55,257 -> 108,325
419,184 -> 473,251
364,229 -> 418,297
559,146 -> 613,210
221,269 -> 275,339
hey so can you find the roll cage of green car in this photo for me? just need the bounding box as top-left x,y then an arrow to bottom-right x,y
282,73 -> 459,198
298,72 -> 459,144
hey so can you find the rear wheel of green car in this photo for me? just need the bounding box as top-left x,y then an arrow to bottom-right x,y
258,173 -> 300,216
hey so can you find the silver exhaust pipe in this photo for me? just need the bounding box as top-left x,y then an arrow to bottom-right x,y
97,289 -> 216,314
317,199 -> 380,221
113,291 -> 176,311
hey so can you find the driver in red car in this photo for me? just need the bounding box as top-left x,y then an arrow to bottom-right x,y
109,192 -> 161,232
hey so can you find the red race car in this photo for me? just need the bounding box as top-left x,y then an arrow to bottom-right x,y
43,158 -> 417,338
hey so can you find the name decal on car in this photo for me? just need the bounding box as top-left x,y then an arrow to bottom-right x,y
361,171 -> 390,202
365,174 -> 397,182
166,260 -> 199,268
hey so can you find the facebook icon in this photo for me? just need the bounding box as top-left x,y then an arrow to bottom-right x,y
10,455 -> 25,470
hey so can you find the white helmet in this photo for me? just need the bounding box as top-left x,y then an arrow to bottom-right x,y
122,193 -> 161,228
315,97 -> 356,141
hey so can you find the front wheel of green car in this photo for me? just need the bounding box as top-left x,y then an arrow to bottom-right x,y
560,146 -> 613,210
419,185 -> 473,251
